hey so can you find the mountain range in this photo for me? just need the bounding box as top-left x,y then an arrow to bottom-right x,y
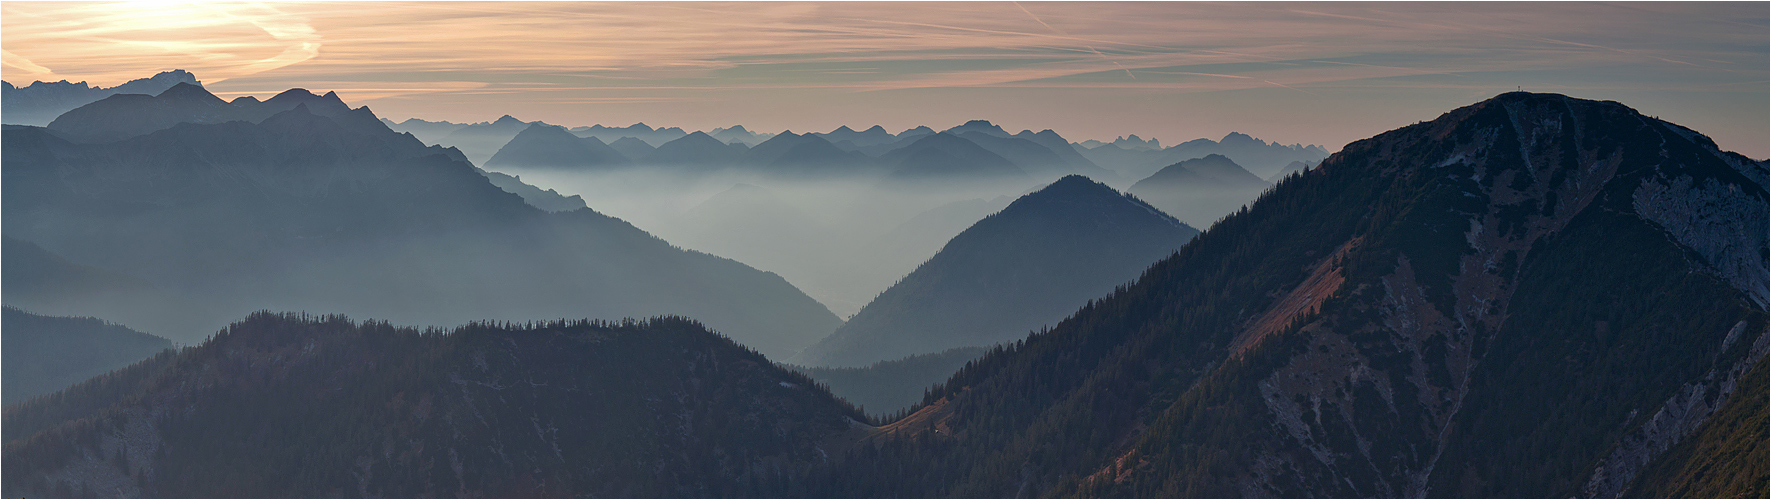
397,113 -> 1302,197
5,80 -> 1763,499
483,123 -> 630,170
1078,131 -> 1330,182
809,91 -> 1768,497
4,82 -> 840,359
1,70 -> 199,126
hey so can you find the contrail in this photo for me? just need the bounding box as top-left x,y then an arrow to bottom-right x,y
1013,1 -> 1135,79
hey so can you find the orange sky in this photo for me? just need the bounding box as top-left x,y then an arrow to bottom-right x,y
4,2 -> 1766,156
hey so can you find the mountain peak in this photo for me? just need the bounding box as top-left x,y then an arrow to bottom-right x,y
1219,131 -> 1260,145
946,119 -> 1010,137
155,82 -> 223,105
268,88 -> 319,101
493,114 -> 524,125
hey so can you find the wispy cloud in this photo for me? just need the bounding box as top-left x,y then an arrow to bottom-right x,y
4,2 -> 1764,156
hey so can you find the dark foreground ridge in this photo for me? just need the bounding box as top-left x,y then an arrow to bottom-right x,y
3,312 -> 869,497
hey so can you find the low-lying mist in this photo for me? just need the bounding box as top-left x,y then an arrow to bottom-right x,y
495,165 -> 1034,316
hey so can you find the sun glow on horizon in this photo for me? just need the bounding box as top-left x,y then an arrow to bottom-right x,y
3,2 -> 1765,157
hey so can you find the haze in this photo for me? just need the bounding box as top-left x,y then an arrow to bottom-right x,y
4,1 -> 1765,158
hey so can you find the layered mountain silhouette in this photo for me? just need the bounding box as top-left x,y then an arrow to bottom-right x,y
2,70 -> 199,126
4,91 -> 1764,499
1080,131 -> 1330,182
484,123 -> 630,170
813,125 -> 897,148
1127,153 -> 1273,227
879,132 -> 1028,183
381,117 -> 466,145
433,114 -> 537,166
791,175 -> 1200,367
1267,159 -> 1319,182
710,124 -> 772,146
4,87 -> 840,359
476,168 -> 588,212
571,122 -> 689,147
3,313 -> 868,497
643,131 -> 739,168
607,135 -> 658,160
738,131 -> 870,177
2,307 -> 172,406
787,346 -> 990,419
45,83 -> 358,144
810,92 -> 1768,497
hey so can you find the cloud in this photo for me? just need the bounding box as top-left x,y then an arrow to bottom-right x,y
2,1 -> 320,85
4,2 -> 1763,156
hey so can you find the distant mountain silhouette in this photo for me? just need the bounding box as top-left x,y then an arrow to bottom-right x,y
643,131 -> 739,168
739,131 -> 870,177
2,70 -> 199,126
1127,154 -> 1271,227
570,123 -> 688,147
607,136 -> 657,160
485,123 -> 631,170
1079,131 -> 1329,181
2,307 -> 172,405
383,117 -> 467,145
710,124 -> 772,146
434,114 -> 537,166
955,131 -> 1115,181
943,119 -> 1011,138
879,132 -> 1027,182
46,83 -> 360,143
814,125 -> 897,148
1011,129 -> 1108,174
791,175 -> 1199,367
5,90 -> 840,359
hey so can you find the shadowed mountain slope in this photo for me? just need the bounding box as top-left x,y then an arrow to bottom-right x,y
879,132 -> 1028,182
484,123 -> 630,170
806,92 -> 1767,497
434,114 -> 535,166
791,175 -> 1199,368
2,70 -> 200,126
1128,153 -> 1273,227
3,313 -> 868,497
4,89 -> 840,359
2,307 -> 173,406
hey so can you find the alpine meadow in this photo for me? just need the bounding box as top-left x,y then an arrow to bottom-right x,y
2,2 -> 1766,498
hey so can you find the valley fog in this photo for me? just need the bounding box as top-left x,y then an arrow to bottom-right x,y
494,166 -> 1029,316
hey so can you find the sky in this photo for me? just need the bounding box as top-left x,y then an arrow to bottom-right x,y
3,2 -> 1766,157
